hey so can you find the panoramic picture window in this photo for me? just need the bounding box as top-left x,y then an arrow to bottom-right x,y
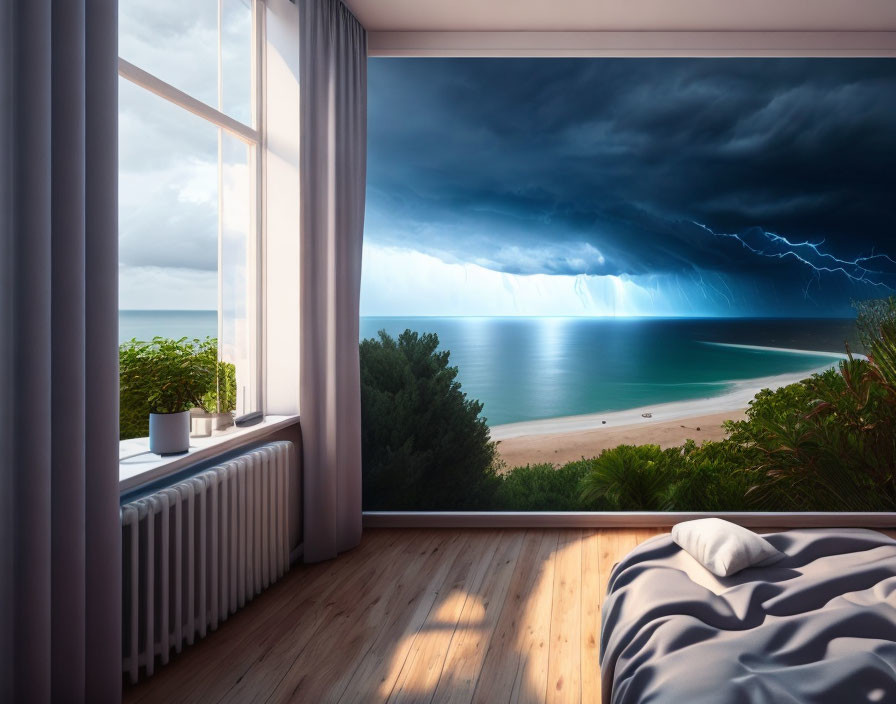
360,58 -> 896,512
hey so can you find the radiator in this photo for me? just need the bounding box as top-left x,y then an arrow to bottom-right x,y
121,440 -> 293,683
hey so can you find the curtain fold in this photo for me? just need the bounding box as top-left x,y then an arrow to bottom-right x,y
298,0 -> 367,563
0,1 -> 121,701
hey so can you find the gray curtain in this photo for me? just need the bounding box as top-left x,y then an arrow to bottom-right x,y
0,1 -> 121,702
298,0 -> 367,563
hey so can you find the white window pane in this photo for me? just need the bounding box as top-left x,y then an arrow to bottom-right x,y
118,77 -> 218,318
221,0 -> 254,125
119,0 -> 218,110
120,0 -> 254,125
220,132 -> 257,415
118,77 -> 259,417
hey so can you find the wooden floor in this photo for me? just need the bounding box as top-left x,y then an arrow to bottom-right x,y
124,528 -> 667,704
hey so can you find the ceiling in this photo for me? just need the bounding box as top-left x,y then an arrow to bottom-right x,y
342,0 -> 896,33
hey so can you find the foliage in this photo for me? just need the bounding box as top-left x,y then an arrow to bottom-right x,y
856,297 -> 896,384
360,329 -> 500,510
494,460 -> 592,511
743,357 -> 896,511
665,440 -> 756,511
119,337 -> 219,440
579,444 -> 674,510
196,338 -> 237,414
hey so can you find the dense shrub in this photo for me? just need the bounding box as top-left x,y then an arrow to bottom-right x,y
494,461 -> 593,511
665,440 -> 756,511
579,444 -> 674,510
360,329 -> 500,509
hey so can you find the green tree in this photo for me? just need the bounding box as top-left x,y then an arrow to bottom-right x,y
360,329 -> 500,509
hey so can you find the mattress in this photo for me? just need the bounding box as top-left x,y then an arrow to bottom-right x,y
600,528 -> 896,704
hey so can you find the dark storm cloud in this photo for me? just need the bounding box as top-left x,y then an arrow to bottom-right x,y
367,58 -> 896,301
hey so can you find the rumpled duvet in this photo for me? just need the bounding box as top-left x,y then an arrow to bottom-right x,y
600,529 -> 896,704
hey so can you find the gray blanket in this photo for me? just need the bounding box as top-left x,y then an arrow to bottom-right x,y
600,529 -> 896,704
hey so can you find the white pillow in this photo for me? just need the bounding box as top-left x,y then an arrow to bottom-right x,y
671,518 -> 784,577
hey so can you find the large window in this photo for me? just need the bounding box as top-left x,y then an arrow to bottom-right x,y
361,58 -> 896,513
118,0 -> 262,424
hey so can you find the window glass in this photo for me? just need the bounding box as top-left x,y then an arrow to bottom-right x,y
117,0 -> 260,445
118,77 -> 218,320
120,0 -> 254,123
361,57 -> 896,513
221,0 -> 254,125
119,0 -> 218,108
220,132 -> 256,415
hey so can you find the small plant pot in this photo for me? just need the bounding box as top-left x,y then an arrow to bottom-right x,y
211,412 -> 234,433
190,408 -> 213,438
149,411 -> 190,455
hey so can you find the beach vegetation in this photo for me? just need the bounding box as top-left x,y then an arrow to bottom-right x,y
665,440 -> 756,511
579,444 -> 672,511
359,298 -> 896,512
360,329 -> 500,510
495,460 -> 592,511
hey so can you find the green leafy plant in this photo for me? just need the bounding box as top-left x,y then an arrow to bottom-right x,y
194,339 -> 237,414
744,357 -> 896,511
119,336 -> 218,440
665,440 -> 757,511
580,444 -> 673,510
494,460 -> 592,511
716,298 -> 896,511
360,329 -> 500,510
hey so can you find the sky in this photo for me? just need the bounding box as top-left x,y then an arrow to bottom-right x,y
362,58 -> 896,317
118,0 -> 252,311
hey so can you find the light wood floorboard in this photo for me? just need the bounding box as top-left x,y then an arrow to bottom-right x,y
124,526 -> 879,704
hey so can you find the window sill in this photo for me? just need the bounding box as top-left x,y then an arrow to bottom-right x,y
119,414 -> 300,494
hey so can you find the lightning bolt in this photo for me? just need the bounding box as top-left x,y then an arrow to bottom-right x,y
692,221 -> 896,293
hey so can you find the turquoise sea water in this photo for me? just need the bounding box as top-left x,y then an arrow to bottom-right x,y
120,312 -> 856,426
360,317 -> 857,426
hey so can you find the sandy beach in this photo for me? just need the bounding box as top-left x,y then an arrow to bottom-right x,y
496,409 -> 746,469
491,362 -> 838,469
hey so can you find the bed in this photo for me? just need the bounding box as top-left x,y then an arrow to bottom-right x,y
600,528 -> 896,703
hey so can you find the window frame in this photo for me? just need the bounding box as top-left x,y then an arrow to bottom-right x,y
118,0 -> 266,417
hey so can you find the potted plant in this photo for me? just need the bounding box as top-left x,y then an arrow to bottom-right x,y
190,338 -> 217,438
190,406 -> 213,438
211,360 -> 237,432
119,337 -> 216,455
195,338 -> 237,433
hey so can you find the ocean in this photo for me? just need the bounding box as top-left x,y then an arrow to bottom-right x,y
120,310 -> 218,344
120,311 -> 858,427
360,317 -> 858,426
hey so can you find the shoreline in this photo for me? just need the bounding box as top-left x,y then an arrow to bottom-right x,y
490,357 -> 841,442
495,410 -> 748,469
491,349 -> 846,468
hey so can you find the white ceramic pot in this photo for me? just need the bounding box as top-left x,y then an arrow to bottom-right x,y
212,412 -> 234,433
149,410 -> 190,455
190,408 -> 213,437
